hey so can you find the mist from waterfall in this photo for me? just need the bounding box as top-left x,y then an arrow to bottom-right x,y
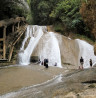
76,39 -> 96,68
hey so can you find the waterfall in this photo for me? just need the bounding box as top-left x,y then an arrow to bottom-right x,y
76,39 -> 96,68
18,26 -> 96,68
18,25 -> 45,65
18,25 -> 62,67
39,32 -> 62,68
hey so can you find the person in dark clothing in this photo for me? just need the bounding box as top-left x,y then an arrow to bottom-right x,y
44,59 -> 48,68
54,62 -> 57,66
46,59 -> 48,68
79,57 -> 84,69
44,59 -> 46,66
90,59 -> 92,67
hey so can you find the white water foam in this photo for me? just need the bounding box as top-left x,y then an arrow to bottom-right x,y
40,32 -> 62,68
18,25 -> 44,65
76,39 -> 96,68
18,25 -> 62,67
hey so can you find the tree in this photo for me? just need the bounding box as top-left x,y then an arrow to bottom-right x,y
50,0 -> 82,32
0,0 -> 30,20
80,0 -> 96,39
30,0 -> 59,24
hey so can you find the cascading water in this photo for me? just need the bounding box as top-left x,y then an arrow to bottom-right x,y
18,25 -> 45,65
18,25 -> 62,67
18,25 -> 96,68
76,39 -> 96,68
39,32 -> 62,68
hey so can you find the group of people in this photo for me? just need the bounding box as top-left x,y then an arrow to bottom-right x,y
38,57 -> 93,70
38,58 -> 57,68
79,57 -> 92,69
38,58 -> 49,68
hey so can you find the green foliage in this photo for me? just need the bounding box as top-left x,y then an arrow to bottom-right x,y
29,0 -> 92,39
30,0 -> 59,24
27,0 -> 31,5
0,0 -> 94,41
26,12 -> 33,24
0,0 -> 30,20
37,1 -> 50,24
53,23 -> 64,33
50,0 -> 82,30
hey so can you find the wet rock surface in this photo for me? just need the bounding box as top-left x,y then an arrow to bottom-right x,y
1,67 -> 96,98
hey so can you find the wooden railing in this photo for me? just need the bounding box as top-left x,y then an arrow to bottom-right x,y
0,17 -> 27,61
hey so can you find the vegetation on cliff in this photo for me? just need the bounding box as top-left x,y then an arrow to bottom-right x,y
80,0 -> 96,39
80,0 -> 96,54
0,0 -> 96,41
30,0 -> 95,41
30,0 -> 59,25
0,0 -> 31,22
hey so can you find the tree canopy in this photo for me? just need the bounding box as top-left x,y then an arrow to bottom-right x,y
30,0 -> 59,24
0,0 -> 30,20
0,0 -> 96,40
50,0 -> 82,31
30,0 -> 86,35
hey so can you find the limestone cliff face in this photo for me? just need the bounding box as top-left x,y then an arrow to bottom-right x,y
57,35 -> 79,67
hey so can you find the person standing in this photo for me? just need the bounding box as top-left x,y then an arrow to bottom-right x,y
90,59 -> 92,68
54,62 -> 57,66
44,59 -> 46,67
79,57 -> 84,69
46,59 -> 48,68
44,59 -> 48,68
